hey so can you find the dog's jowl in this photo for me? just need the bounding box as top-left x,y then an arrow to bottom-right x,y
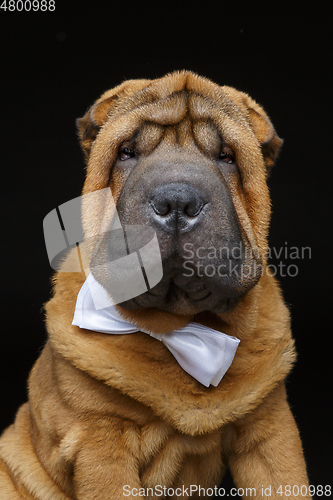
0,71 -> 311,499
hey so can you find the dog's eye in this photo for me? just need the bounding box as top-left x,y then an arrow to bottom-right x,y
219,152 -> 234,164
119,147 -> 136,161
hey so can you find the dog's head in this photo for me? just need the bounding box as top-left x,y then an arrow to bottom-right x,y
77,71 -> 282,324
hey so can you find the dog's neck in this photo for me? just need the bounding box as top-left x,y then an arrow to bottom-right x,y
45,271 -> 295,436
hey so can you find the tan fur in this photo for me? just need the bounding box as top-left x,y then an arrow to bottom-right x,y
0,71 -> 310,499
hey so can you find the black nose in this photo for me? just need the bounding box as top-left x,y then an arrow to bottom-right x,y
149,183 -> 207,232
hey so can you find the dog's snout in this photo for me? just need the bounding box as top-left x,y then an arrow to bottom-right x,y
149,183 -> 206,231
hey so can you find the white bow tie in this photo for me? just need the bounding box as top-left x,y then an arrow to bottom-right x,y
72,273 -> 240,387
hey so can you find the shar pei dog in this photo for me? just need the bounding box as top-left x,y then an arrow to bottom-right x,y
0,71 -> 310,499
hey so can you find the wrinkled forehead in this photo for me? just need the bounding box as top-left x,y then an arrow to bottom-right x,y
134,117 -> 222,159
100,87 -> 251,158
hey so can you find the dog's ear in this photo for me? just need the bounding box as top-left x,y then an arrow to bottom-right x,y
77,79 -> 152,160
244,95 -> 283,174
76,95 -> 118,160
222,87 -> 283,174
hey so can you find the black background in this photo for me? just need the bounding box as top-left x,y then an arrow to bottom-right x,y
0,0 -> 332,493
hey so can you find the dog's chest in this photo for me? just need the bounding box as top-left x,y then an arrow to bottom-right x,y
136,420 -> 223,487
